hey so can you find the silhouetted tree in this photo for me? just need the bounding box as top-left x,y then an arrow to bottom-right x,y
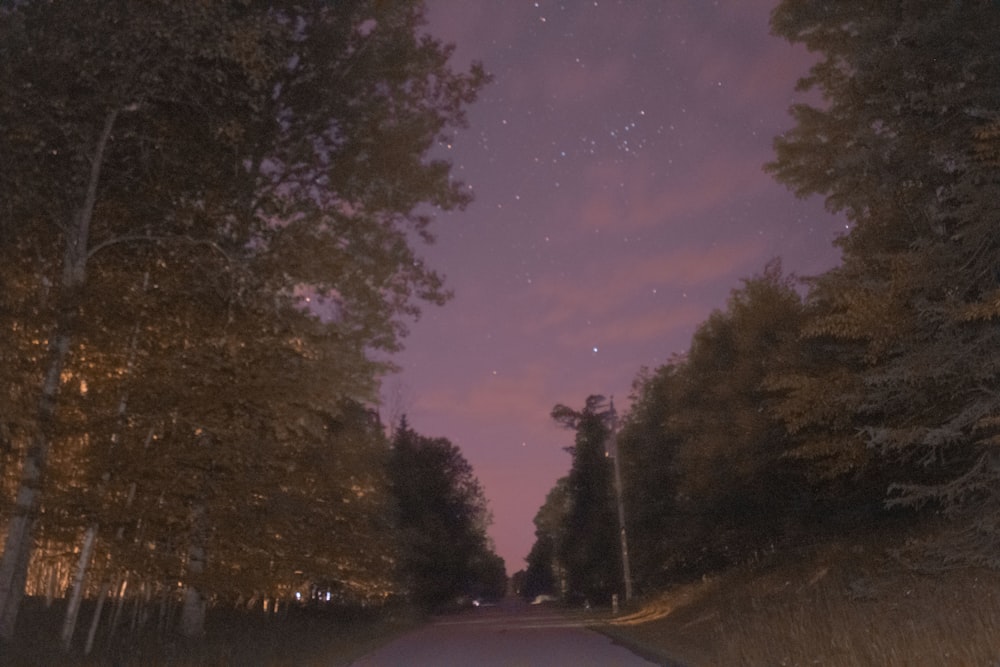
551,396 -> 620,604
521,477 -> 569,599
387,419 -> 503,609
616,365 -> 684,590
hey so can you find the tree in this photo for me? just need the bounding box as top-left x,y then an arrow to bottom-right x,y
522,477 -> 569,600
670,264 -> 803,504
615,365 -> 684,590
0,0 -> 276,639
614,263 -> 882,582
551,396 -> 620,604
387,420 -> 502,609
0,0 -> 488,639
767,0 -> 1000,564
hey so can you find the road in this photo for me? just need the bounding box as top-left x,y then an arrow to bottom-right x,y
348,600 -> 662,667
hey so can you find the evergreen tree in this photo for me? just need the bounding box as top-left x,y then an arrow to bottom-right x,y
768,0 -> 1000,564
551,396 -> 620,604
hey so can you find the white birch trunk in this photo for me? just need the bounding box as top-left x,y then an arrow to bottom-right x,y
129,581 -> 144,635
0,109 -> 117,641
44,559 -> 60,608
106,573 -> 129,641
83,576 -> 112,656
179,503 -> 207,638
60,524 -> 99,651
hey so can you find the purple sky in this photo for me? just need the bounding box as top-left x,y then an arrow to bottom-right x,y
386,1 -> 846,574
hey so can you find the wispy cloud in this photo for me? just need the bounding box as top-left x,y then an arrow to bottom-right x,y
574,153 -> 773,233
555,301 -> 709,348
511,54 -> 631,107
531,241 -> 765,331
417,361 -> 557,424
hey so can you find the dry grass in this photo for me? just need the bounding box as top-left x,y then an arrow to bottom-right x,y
601,533 -> 1000,666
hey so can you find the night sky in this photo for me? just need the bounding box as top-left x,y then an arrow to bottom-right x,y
387,1 -> 847,574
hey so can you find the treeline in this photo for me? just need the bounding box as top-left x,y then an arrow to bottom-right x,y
0,0 -> 499,653
522,1 -> 1000,602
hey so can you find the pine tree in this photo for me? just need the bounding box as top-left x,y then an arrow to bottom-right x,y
768,0 -> 1000,564
551,396 -> 620,604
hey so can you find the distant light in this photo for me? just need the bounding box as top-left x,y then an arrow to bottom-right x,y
592,346 -> 599,353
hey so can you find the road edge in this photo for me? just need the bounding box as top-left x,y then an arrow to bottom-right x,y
589,622 -> 690,667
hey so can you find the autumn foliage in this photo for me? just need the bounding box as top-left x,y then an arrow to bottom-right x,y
0,0 -> 491,652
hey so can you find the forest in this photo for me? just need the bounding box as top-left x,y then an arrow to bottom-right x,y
0,0 -> 503,659
3,0 -> 1000,663
519,0 -> 1000,609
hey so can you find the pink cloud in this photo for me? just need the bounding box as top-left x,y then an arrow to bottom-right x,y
532,241 -> 765,330
732,43 -> 817,110
540,57 -> 631,105
576,153 -> 773,233
556,301 -> 709,348
424,4 -> 531,70
416,361 -> 558,424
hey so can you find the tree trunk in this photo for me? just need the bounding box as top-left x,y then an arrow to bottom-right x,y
178,503 -> 207,638
154,584 -> 169,637
0,335 -> 71,640
0,109 -> 117,641
60,524 -> 99,651
129,581 -> 144,636
62,310 -> 143,651
44,557 -> 60,608
179,584 -> 205,639
107,573 -> 129,642
83,576 -> 112,656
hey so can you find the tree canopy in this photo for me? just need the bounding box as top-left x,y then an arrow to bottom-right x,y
768,0 -> 1000,565
0,0 -> 488,642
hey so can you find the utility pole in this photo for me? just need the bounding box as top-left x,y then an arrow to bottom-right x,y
607,398 -> 633,602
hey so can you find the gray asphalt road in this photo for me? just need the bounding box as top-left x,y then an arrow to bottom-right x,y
349,600 -> 661,667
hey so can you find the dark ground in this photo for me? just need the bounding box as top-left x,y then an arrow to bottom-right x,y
1,597 -> 420,666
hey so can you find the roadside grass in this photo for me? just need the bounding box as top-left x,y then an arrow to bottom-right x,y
4,600 -> 422,666
598,528 -> 1000,666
